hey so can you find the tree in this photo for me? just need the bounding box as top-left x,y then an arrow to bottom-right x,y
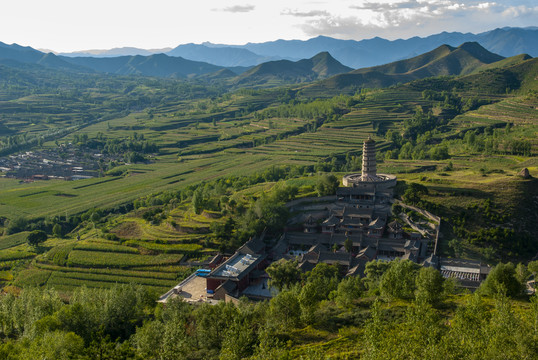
364,260 -> 390,291
299,263 -> 339,323
334,276 -> 363,308
402,183 -> 428,205
515,263 -> 530,285
306,263 -> 339,285
220,317 -> 257,360
56,303 -> 96,345
132,321 -> 164,359
429,145 -> 450,160
363,300 -> 386,359
193,302 -> 238,355
192,188 -> 204,214
528,260 -> 538,277
379,259 -> 420,300
27,230 -> 47,247
158,298 -> 193,359
344,237 -> 353,254
267,290 -> 301,330
52,224 -> 63,238
24,331 -> 84,360
266,259 -> 300,292
315,174 -> 339,197
415,266 -> 444,305
480,262 -> 524,297
442,294 -> 489,358
5,217 -> 28,235
449,238 -> 463,257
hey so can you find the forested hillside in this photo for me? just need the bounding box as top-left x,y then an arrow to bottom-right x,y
0,260 -> 536,359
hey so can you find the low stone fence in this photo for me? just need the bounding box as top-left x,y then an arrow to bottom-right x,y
395,200 -> 441,255
285,195 -> 337,211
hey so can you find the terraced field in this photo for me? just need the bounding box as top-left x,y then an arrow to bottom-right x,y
251,127 -> 384,161
2,85 -> 534,222
446,97 -> 538,151
0,85 -> 437,221
0,198 -> 228,293
1,235 -> 188,293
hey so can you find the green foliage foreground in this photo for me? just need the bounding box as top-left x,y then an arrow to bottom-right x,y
0,262 -> 536,360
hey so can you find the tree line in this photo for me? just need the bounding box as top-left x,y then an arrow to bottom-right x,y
0,259 -> 536,359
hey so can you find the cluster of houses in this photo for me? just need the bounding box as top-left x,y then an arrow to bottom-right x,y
0,144 -> 113,180
160,138 -> 491,304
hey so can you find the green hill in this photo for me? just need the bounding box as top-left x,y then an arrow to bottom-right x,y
466,56 -> 538,93
405,56 -> 538,94
64,53 -> 223,78
196,68 -> 238,82
472,53 -> 533,73
302,42 -> 509,96
233,52 -> 353,87
354,42 -> 504,77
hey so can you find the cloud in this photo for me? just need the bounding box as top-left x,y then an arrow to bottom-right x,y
297,1 -> 538,40
213,4 -> 255,13
281,9 -> 330,17
301,16 -> 371,39
351,0 -> 425,11
501,4 -> 538,17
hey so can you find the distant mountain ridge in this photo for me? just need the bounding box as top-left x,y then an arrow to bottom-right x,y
58,47 -> 172,58
0,42 -> 88,72
165,44 -> 282,67
61,54 -> 222,78
0,41 -> 352,83
0,42 -> 222,78
50,27 -> 538,69
197,27 -> 538,68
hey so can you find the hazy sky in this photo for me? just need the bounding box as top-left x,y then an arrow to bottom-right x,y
1,0 -> 536,52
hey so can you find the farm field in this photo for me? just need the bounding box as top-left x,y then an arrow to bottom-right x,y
0,88 -> 428,219
4,234 -> 189,294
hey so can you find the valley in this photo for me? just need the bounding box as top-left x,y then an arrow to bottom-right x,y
0,22 -> 537,359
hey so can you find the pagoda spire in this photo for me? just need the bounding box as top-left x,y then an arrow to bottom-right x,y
361,136 -> 377,179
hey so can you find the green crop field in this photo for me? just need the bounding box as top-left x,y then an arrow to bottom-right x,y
2,81 -> 532,221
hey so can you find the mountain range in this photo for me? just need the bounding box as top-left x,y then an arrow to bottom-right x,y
52,27 -> 538,68
56,47 -> 172,58
0,30 -> 534,91
0,41 -> 352,83
227,27 -> 537,68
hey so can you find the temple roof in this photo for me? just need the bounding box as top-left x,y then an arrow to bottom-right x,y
356,246 -> 377,261
322,215 -> 340,226
388,220 -> 403,232
368,217 -> 386,229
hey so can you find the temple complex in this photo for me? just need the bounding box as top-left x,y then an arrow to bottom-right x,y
280,137 -> 432,276
328,137 -> 397,238
159,137 -> 486,303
